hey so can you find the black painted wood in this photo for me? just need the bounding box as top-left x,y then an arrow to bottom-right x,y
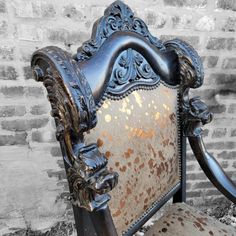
89,205 -> 118,236
78,31 -> 180,104
173,136 -> 187,203
30,1 -> 236,235
74,207 -> 97,236
189,135 -> 236,204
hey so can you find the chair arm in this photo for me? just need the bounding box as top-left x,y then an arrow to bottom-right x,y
165,39 -> 236,203
184,96 -> 236,203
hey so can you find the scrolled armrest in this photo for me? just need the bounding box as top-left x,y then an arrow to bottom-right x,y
31,46 -> 118,212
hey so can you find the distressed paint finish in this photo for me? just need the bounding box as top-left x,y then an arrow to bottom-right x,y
84,85 -> 180,234
145,203 -> 236,236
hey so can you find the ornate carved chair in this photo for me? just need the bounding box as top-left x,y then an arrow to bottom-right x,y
31,1 -> 236,235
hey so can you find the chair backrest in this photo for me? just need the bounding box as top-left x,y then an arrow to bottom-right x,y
85,87 -> 180,234
31,1 -> 203,235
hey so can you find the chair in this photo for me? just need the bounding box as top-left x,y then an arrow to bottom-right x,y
31,1 -> 236,235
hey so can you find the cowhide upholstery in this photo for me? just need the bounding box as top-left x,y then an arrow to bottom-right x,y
85,85 -> 180,234
145,203 -> 236,236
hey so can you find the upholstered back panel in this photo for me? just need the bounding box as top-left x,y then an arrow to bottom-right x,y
84,85 -> 180,234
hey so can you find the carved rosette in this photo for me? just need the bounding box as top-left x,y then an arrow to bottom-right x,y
75,0 -> 165,62
164,39 -> 209,136
31,46 -> 118,211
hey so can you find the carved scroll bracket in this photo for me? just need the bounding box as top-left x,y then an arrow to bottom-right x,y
31,46 -> 118,211
165,39 -> 236,204
182,96 -> 213,137
68,144 -> 119,211
75,0 -> 165,62
164,38 -> 205,132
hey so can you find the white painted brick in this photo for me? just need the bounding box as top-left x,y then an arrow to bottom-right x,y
12,0 -> 41,18
17,24 -> 43,41
0,0 -> 236,233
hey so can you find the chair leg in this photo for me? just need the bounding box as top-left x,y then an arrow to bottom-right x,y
89,205 -> 118,236
73,206 -> 97,236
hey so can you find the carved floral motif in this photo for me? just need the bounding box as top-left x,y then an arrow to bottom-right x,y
107,49 -> 160,99
76,0 -> 165,62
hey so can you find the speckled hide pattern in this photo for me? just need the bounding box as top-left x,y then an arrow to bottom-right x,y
84,85 -> 180,234
145,202 -> 236,236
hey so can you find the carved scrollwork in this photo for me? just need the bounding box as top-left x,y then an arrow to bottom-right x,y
163,38 -> 211,136
32,46 -> 97,139
183,97 -> 213,137
164,39 -> 204,115
107,49 -> 160,99
164,39 -> 204,89
75,0 -> 165,62
31,47 -> 118,211
68,144 -> 119,211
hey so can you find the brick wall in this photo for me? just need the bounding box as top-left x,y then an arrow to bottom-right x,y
0,0 -> 236,234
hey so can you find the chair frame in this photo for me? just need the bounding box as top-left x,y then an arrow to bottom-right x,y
31,1 -> 236,235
